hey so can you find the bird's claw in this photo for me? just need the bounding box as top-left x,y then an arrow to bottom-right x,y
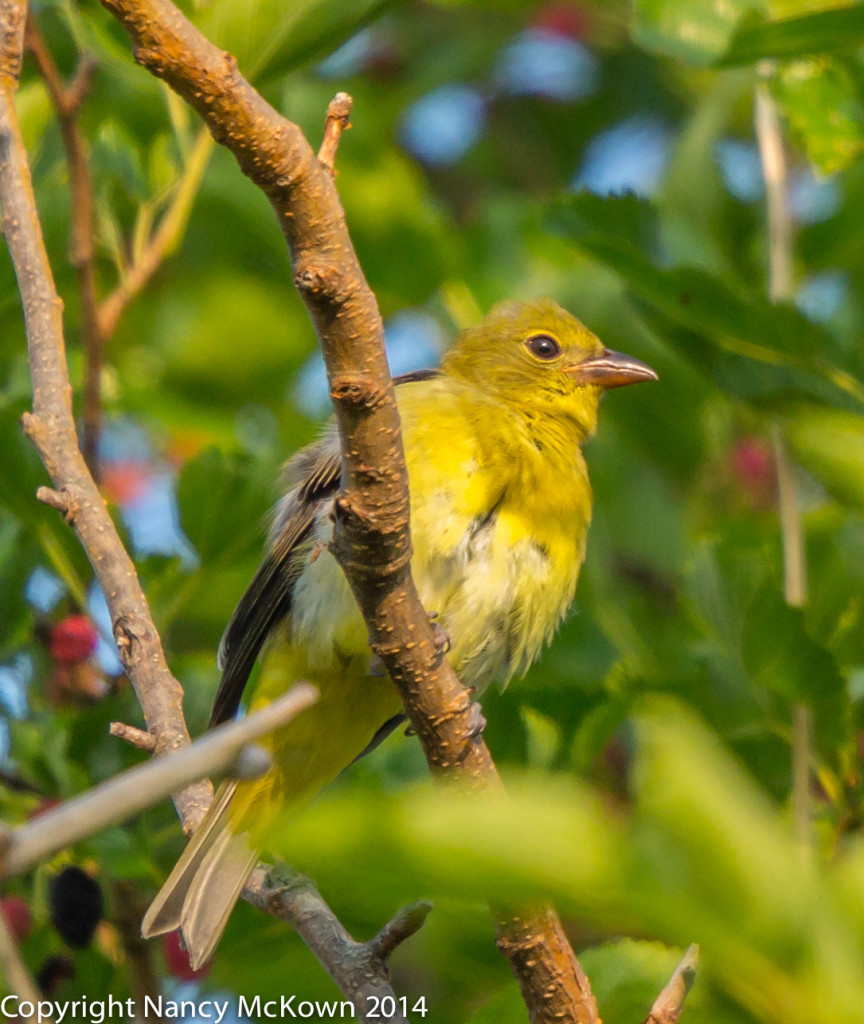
428,614 -> 451,658
465,700 -> 487,740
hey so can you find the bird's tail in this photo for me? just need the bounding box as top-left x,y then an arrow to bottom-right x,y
141,780 -> 260,970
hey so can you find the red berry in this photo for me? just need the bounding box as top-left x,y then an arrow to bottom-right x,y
1,896 -> 33,942
729,437 -> 776,507
49,615 -> 98,663
163,930 -> 210,981
531,2 -> 589,40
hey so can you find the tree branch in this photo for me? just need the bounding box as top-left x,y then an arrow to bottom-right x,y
110,720 -> 158,752
0,0 -> 211,833
96,2 -> 598,1020
0,686 -> 316,878
643,944 -> 699,1024
0,2 -> 432,1012
25,16 -> 103,476
366,898 -> 433,961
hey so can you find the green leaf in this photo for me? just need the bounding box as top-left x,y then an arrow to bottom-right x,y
548,192 -> 864,414
176,447 -> 273,564
189,0 -> 403,83
633,0 -> 765,67
785,406 -> 864,512
720,4 -> 864,67
465,988 -> 529,1024
14,81 -> 51,154
741,585 -> 844,703
772,58 -> 864,174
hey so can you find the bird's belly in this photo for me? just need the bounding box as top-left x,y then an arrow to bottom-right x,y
415,508 -> 580,691
288,501 -> 580,692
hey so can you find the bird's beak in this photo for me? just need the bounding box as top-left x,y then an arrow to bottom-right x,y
566,348 -> 658,389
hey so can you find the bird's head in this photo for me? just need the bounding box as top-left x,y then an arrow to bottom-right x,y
441,299 -> 657,440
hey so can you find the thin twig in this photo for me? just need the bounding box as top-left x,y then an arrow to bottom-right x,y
755,75 -> 812,852
755,82 -> 793,302
25,17 -> 103,476
0,903 -> 47,1023
97,128 -> 213,338
0,685 -> 316,878
110,720 -> 157,752
318,92 -> 352,175
643,944 -> 699,1024
367,899 -> 433,961
97,2 -> 597,1019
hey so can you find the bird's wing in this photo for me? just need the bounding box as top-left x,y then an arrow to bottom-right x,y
209,369 -> 441,729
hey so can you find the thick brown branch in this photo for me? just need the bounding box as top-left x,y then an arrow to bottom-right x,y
318,91 -> 352,175
0,0 -> 23,79
496,906 -> 598,1024
97,1 -> 598,1020
25,17 -> 103,476
644,944 -> 699,1024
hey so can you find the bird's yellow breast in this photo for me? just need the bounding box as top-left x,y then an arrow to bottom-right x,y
287,376 -> 592,692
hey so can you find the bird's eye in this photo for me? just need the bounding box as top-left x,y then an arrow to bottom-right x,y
525,334 -> 561,360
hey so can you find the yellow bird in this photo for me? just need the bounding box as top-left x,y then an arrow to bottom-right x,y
142,298 -> 657,965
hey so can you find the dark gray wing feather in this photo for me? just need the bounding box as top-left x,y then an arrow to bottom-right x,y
208,368 -> 442,730
209,441 -> 340,728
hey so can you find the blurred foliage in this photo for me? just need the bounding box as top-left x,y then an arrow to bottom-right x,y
2,0 -> 864,1022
